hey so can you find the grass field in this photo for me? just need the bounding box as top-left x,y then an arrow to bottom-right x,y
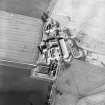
0,0 -> 51,18
0,0 -> 51,105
